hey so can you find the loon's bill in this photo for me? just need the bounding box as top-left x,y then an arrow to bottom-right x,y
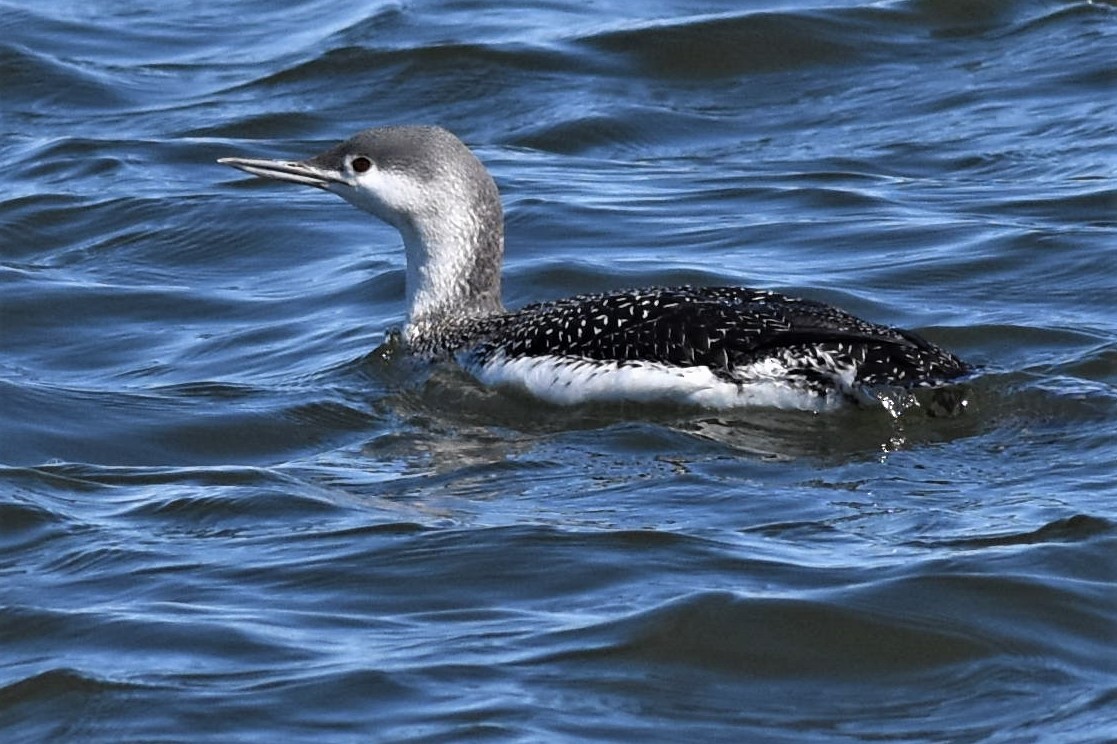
220,125 -> 970,410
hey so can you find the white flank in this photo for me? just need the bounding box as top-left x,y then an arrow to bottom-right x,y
466,352 -> 854,411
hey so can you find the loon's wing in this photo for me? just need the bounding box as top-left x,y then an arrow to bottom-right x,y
486,285 -> 968,387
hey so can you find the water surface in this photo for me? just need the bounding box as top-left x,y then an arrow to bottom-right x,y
2,0 -> 1116,741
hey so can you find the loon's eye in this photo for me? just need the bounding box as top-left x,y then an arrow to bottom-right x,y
351,156 -> 372,173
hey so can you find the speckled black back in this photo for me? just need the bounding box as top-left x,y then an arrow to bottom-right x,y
436,285 -> 969,389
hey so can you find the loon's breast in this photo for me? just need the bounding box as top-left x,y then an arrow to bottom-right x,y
450,286 -> 969,409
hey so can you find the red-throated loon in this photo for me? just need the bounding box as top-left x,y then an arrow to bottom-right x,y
219,125 -> 969,410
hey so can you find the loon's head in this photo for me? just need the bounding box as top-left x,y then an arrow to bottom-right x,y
219,125 -> 505,328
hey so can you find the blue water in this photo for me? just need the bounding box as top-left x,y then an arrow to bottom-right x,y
2,0 -> 1116,741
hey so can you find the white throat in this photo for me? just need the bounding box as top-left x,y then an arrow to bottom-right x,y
400,209 -> 493,338
363,176 -> 503,342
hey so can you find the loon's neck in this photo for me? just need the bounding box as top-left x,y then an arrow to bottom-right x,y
398,170 -> 505,343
